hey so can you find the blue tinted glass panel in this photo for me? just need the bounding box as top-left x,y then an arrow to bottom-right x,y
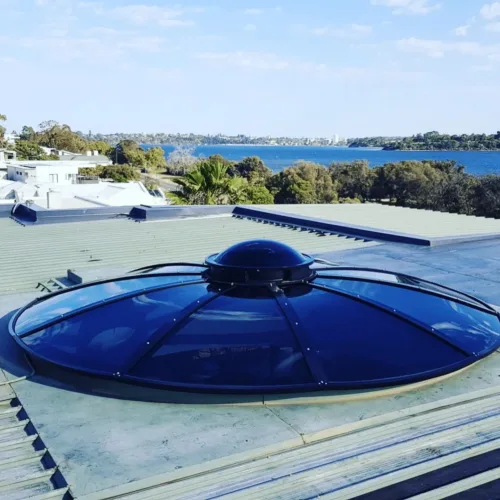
288,287 -> 465,383
149,265 -> 206,274
23,284 -> 213,373
317,271 -> 484,306
317,270 -> 400,282
131,294 -> 313,386
316,279 -> 500,355
15,275 -> 199,335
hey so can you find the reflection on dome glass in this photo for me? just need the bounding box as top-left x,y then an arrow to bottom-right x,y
316,279 -> 500,355
316,269 -> 484,306
131,293 -> 313,387
15,275 -> 200,336
23,283 -> 214,373
286,286 -> 465,384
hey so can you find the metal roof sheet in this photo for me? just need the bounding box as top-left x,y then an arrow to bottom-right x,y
255,204 -> 500,238
0,215 -> 377,295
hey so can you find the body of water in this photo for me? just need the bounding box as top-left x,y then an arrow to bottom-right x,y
144,145 -> 500,176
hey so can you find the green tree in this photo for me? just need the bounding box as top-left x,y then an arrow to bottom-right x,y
144,147 -> 167,173
329,160 -> 374,201
372,161 -> 444,206
0,113 -> 6,144
269,161 -> 337,204
79,165 -> 140,183
245,185 -> 274,204
173,161 -> 246,205
234,156 -> 272,185
87,140 -> 112,156
474,176 -> 500,218
109,140 -> 144,165
428,173 -> 479,215
14,141 -> 51,160
37,121 -> 89,153
20,126 -> 36,142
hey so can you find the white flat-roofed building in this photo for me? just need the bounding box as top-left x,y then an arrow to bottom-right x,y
7,163 -> 80,185
0,178 -> 168,208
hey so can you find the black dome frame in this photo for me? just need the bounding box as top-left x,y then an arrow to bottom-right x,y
9,256 -> 500,394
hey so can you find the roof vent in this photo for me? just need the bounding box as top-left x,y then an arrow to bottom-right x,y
205,240 -> 315,284
10,239 -> 500,395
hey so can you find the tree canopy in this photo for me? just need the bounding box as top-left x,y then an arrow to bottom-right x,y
172,160 -> 248,205
349,132 -> 500,151
14,141 -> 55,161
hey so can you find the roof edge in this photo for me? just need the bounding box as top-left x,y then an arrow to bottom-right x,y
233,206 -> 431,246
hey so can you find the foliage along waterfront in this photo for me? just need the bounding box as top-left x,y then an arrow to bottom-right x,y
350,131 -> 500,151
1,114 -> 499,218
148,144 -> 500,176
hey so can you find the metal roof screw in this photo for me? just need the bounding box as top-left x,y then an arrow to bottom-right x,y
284,303 -> 288,306
146,342 -> 150,345
173,318 -> 177,322
295,322 -> 299,325
116,372 -> 121,377
307,348 -> 311,351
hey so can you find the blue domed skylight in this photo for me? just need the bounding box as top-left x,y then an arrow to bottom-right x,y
10,240 -> 500,394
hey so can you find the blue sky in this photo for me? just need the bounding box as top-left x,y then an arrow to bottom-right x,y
1,0 -> 500,137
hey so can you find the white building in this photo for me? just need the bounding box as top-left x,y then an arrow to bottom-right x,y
332,134 -> 340,145
0,149 -> 17,163
7,163 -> 81,185
0,179 -> 168,209
4,133 -> 19,145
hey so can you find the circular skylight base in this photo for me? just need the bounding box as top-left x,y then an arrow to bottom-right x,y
10,240 -> 500,395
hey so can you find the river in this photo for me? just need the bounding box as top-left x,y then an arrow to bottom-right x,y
143,145 -> 500,176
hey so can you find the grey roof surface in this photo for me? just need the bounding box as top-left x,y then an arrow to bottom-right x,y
1,207 -> 500,498
2,234 -> 500,498
255,203 -> 500,238
0,370 -> 68,499
0,215 -> 376,295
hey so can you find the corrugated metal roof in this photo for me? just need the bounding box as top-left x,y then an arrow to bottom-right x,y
79,383 -> 500,500
0,215 -> 377,295
255,204 -> 500,238
0,371 -> 68,500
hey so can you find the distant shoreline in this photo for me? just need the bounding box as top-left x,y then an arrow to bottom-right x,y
143,144 -> 500,152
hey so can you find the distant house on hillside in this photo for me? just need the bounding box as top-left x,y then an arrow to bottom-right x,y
0,148 -> 17,163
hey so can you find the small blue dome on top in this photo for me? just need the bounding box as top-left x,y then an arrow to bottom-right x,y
207,240 -> 313,269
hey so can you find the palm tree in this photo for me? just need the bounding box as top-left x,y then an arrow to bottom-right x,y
173,161 -> 248,205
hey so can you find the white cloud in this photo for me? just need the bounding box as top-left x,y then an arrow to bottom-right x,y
244,23 -> 257,31
397,37 -> 500,59
83,27 -> 131,36
485,21 -> 500,32
311,24 -> 372,38
77,3 -> 201,27
480,2 -> 500,19
244,8 -> 263,15
471,64 -> 494,71
454,25 -> 470,36
109,5 -> 194,26
118,36 -> 164,52
0,56 -> 16,63
196,51 -> 290,71
371,0 -> 441,15
243,7 -> 281,15
19,36 -> 123,62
